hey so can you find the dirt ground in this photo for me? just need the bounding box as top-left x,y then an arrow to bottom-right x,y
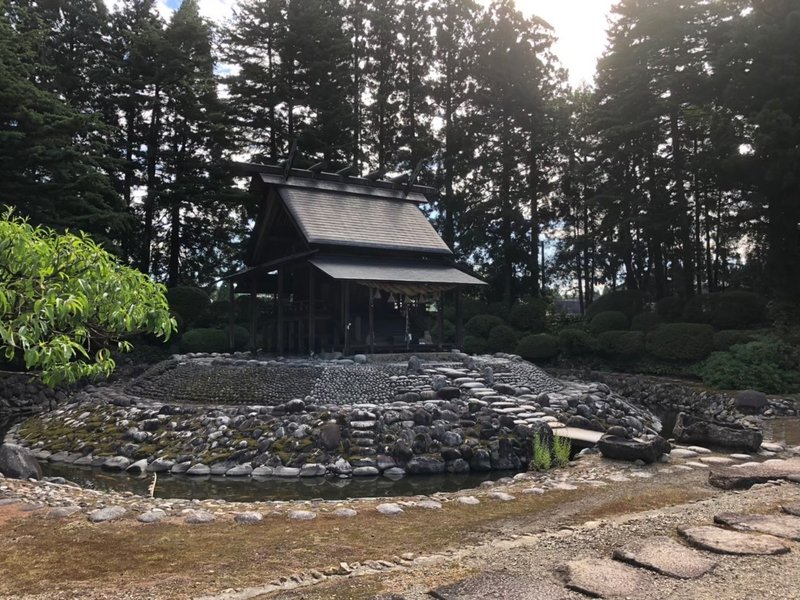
2,457 -> 799,600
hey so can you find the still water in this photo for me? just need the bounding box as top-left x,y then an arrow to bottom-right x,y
40,461 -> 511,502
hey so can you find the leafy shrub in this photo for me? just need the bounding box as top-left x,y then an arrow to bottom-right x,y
589,310 -> 629,335
552,436 -> 572,467
713,329 -> 758,351
710,291 -> 766,329
432,319 -> 456,343
463,335 -> 488,355
558,329 -> 598,356
655,295 -> 686,322
487,325 -> 519,353
167,286 -> 211,328
508,298 -> 547,332
488,301 -> 511,321
443,296 -> 486,323
465,314 -> 506,338
516,333 -> 560,361
631,311 -> 662,332
586,289 -> 644,320
646,323 -> 714,361
696,340 -> 800,393
180,327 -> 248,353
597,331 -> 645,358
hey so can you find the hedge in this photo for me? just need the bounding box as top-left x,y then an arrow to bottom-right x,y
516,333 -> 560,361
631,311 -> 662,332
710,291 -> 766,329
586,289 -> 644,320
179,326 -> 248,353
655,296 -> 686,322
645,323 -> 715,361
167,286 -> 211,328
465,314 -> 506,338
598,330 -> 645,358
487,325 -> 519,353
558,329 -> 597,356
589,310 -> 629,335
713,329 -> 757,351
508,298 -> 547,333
463,335 -> 488,356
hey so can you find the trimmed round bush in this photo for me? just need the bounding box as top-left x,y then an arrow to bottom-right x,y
586,290 -> 644,320
714,329 -> 758,351
598,330 -> 645,358
589,310 -> 629,335
487,301 -> 511,321
681,294 -> 714,324
558,329 -> 597,356
179,326 -> 248,353
465,314 -> 506,338
487,325 -> 519,353
655,295 -> 686,322
646,323 -> 715,361
631,311 -> 662,332
697,340 -> 800,394
443,296 -> 486,323
710,291 -> 766,329
432,319 -> 456,343
167,286 -> 211,327
463,335 -> 488,355
516,333 -> 560,361
508,298 -> 547,333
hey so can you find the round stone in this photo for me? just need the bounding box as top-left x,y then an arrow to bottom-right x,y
488,492 -> 515,502
376,503 -> 404,516
288,510 -> 317,521
414,500 -> 442,510
334,508 -> 358,518
138,509 -> 166,524
457,496 -> 480,505
185,510 -> 216,524
88,506 -> 126,523
234,511 -> 263,524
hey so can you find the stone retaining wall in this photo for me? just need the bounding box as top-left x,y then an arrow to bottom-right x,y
0,371 -> 69,414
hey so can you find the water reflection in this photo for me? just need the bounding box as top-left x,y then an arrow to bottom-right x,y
41,461 -> 509,502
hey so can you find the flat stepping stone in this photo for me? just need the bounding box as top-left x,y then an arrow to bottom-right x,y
288,510 -> 316,521
781,503 -> 800,517
554,427 -> 603,444
687,446 -> 712,454
670,448 -> 699,459
709,457 -> 800,490
560,558 -> 655,598
430,572 -> 572,600
234,511 -> 263,524
457,496 -> 480,505
678,525 -> 790,555
699,456 -> 736,465
138,509 -> 166,524
762,442 -> 785,453
376,503 -> 404,516
729,453 -> 751,460
88,506 -> 126,523
185,510 -> 216,524
47,506 -> 82,519
714,512 -> 800,540
613,536 -> 717,579
488,492 -> 515,501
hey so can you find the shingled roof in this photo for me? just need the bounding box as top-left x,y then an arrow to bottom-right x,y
278,185 -> 452,255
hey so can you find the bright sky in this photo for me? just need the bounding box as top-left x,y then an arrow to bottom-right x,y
130,0 -> 616,88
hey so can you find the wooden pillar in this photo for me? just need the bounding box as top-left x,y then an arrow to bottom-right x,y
228,281 -> 236,352
277,268 -> 285,355
308,267 -> 316,355
455,287 -> 464,349
437,292 -> 445,350
368,287 -> 375,354
343,281 -> 351,356
248,274 -> 258,352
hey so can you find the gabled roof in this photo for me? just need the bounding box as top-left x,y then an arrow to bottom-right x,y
276,182 -> 453,256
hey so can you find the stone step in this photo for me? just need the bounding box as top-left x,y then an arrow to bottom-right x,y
560,558 -> 655,599
612,536 -> 717,579
713,512 -> 800,541
678,525 -> 791,555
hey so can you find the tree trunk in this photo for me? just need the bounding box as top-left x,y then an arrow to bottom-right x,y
141,83 -> 161,274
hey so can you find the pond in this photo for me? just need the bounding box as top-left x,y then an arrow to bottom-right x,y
40,462 -> 513,502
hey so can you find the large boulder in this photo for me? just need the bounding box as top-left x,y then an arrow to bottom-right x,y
0,443 -> 41,480
598,434 -> 671,464
672,412 -> 762,452
734,390 -> 768,412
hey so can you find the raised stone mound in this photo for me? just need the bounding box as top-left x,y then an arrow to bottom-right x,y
613,536 -> 717,579
672,412 -> 763,452
598,434 -> 670,464
782,503 -> 800,517
713,513 -> 800,540
708,457 -> 800,490
559,558 -> 655,598
678,525 -> 790,555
